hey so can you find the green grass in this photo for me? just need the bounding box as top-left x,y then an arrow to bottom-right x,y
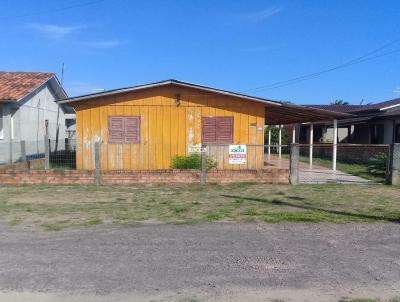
281,152 -> 385,182
49,163 -> 75,170
0,183 -> 398,230
297,155 -> 385,182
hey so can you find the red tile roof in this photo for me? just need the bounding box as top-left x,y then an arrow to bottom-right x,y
0,71 -> 54,101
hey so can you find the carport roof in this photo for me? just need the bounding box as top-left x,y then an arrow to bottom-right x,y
58,79 -> 350,124
264,104 -> 350,125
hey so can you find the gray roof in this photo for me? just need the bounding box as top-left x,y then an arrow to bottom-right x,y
58,79 -> 349,124
308,98 -> 400,114
57,79 -> 282,106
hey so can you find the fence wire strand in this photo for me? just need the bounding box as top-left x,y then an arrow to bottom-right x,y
0,140 -> 393,184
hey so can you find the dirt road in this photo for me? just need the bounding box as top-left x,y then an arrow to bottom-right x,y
0,223 -> 399,301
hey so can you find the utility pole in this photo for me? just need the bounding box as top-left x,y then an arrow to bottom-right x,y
54,63 -> 64,152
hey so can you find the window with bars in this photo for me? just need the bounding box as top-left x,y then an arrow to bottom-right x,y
108,116 -> 140,143
202,116 -> 233,143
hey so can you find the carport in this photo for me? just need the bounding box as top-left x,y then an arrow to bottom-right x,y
263,103 -> 350,171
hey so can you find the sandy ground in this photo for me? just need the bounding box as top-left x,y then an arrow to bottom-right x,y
0,222 -> 399,301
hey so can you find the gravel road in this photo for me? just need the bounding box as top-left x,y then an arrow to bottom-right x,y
0,223 -> 399,301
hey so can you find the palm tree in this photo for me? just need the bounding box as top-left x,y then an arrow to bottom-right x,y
331,99 -> 349,105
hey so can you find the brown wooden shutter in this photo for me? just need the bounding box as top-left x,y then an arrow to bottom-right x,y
216,116 -> 233,143
125,116 -> 140,143
202,117 -> 217,143
108,116 -> 125,143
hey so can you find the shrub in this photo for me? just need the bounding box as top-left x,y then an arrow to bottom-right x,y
171,154 -> 217,170
367,152 -> 387,176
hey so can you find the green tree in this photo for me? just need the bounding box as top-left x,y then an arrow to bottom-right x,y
265,127 -> 289,144
331,99 -> 349,105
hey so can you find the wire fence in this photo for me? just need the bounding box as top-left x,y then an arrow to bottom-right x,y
49,139 -> 77,169
0,139 -> 77,169
0,140 -> 394,184
298,143 -> 390,183
202,144 -> 291,170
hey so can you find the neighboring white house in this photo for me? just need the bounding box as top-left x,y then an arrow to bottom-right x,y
0,71 -> 75,164
299,100 -> 400,145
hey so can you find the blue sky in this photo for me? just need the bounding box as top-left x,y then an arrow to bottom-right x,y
1,0 -> 400,104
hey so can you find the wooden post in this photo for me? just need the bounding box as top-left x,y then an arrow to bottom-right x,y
332,119 -> 338,171
44,136 -> 50,170
309,123 -> 314,169
20,140 -> 26,163
201,145 -> 206,185
94,142 -> 101,186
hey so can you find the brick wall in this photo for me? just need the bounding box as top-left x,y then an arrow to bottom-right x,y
0,168 -> 289,185
0,170 -> 95,185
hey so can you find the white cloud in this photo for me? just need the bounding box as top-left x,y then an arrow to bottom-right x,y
237,7 -> 283,23
80,40 -> 129,48
25,23 -> 127,48
26,23 -> 84,38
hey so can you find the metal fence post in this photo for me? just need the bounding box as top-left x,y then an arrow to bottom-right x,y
267,127 -> 271,158
309,123 -> 314,168
278,125 -> 282,158
44,136 -> 50,170
20,140 -> 26,163
8,141 -> 12,164
289,143 -> 299,185
389,143 -> 400,185
332,119 -> 338,171
201,145 -> 206,185
94,142 -> 102,186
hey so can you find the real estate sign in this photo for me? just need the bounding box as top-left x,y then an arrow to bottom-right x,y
228,144 -> 246,164
188,143 -> 207,153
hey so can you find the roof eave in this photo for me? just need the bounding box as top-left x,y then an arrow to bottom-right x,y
284,103 -> 352,119
57,79 -> 283,107
380,103 -> 400,111
14,74 -> 56,102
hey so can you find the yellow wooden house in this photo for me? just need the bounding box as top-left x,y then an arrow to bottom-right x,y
59,80 -> 342,170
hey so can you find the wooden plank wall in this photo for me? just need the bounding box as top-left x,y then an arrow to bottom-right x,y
75,86 -> 265,170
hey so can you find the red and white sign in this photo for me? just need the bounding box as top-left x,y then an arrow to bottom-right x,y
228,145 -> 247,164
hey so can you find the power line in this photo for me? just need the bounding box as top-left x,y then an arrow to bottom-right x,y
241,37 -> 400,93
0,0 -> 106,20
254,48 -> 400,91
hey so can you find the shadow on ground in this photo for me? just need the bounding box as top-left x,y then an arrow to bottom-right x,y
220,194 -> 400,223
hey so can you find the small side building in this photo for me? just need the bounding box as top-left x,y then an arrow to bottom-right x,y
0,72 -> 74,164
303,100 -> 400,144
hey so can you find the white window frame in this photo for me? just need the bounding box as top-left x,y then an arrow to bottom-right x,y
0,106 -> 3,140
10,112 -> 14,140
10,109 -> 17,140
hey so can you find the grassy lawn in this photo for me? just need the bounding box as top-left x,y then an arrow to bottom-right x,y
0,183 -> 399,230
280,153 -> 385,182
298,155 -> 385,182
